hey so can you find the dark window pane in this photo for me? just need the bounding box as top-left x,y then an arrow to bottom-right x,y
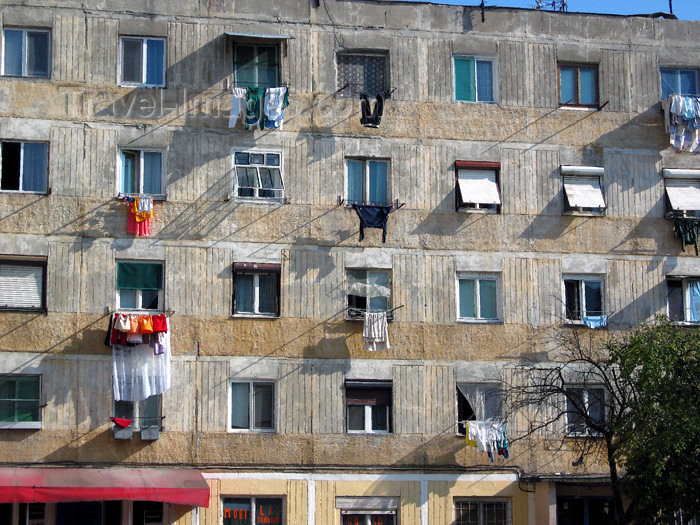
145,39 -> 164,86
266,153 -> 280,166
26,31 -> 49,78
372,404 -> 389,431
3,29 -> 24,76
122,38 -> 143,83
564,280 -> 581,320
253,383 -> 274,429
584,280 -> 602,315
347,405 -> 365,430
1,142 -> 21,190
668,280 -> 684,321
250,153 -> 265,165
257,273 -> 278,314
223,498 -> 251,524
57,502 -> 103,525
235,152 -> 250,165
235,274 -> 255,313
133,501 -> 163,525
230,382 -> 250,429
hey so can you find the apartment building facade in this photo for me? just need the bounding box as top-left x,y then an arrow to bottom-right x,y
1,0 -> 699,524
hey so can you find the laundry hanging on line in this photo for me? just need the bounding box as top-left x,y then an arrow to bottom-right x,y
122,195 -> 154,237
466,420 -> 509,462
360,92 -> 385,127
663,94 -> 700,154
363,311 -> 390,351
229,86 -> 289,130
352,203 -> 393,243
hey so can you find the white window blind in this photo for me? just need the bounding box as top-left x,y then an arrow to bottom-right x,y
0,264 -> 43,308
563,176 -> 606,208
457,170 -> 501,205
665,179 -> 700,211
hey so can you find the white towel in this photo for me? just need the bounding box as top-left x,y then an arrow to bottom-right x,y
363,311 -> 390,351
264,87 -> 287,129
229,87 -> 246,128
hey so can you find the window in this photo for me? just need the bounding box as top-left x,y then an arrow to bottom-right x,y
559,64 -> 598,106
661,68 -> 698,99
0,258 -> 46,310
0,375 -> 41,429
566,386 -> 605,435
346,269 -> 391,320
667,278 -> 700,323
133,501 -> 164,525
454,499 -> 510,525
561,166 -> 606,215
234,43 -> 279,88
457,274 -> 499,321
119,149 -> 163,197
345,381 -> 392,434
56,501 -> 125,525
663,169 -> 700,217
233,151 -> 284,200
346,159 -> 390,206
1,141 -> 48,193
455,161 -> 501,212
342,514 -> 395,525
337,497 -> 398,525
456,383 -> 501,435
337,52 -> 388,98
229,381 -> 275,432
454,55 -> 495,103
563,277 -> 604,323
114,394 -> 161,432
223,497 -> 283,524
232,263 -> 281,317
116,261 -> 163,311
119,36 -> 165,87
2,28 -> 50,78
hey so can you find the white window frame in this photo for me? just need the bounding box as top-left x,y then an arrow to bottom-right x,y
565,385 -> 606,436
453,55 -> 497,103
562,275 -> 604,324
345,381 -> 392,435
0,374 -> 42,429
345,158 -> 391,207
232,272 -> 280,317
453,498 -> 511,525
115,261 -> 164,312
227,380 -> 276,433
663,169 -> 700,218
118,36 -> 166,87
336,51 -> 389,98
560,166 -> 606,216
456,273 -> 500,323
0,141 -> 49,194
113,394 -> 162,432
232,149 -> 284,202
1,28 -> 51,78
222,497 -> 285,524
117,148 -> 165,198
666,277 -> 700,324
0,257 -> 46,311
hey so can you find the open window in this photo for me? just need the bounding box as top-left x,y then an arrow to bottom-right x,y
455,161 -> 501,213
667,277 -> 700,323
116,261 -> 164,312
336,51 -> 388,98
565,386 -> 605,436
456,383 -> 501,435
346,269 -> 391,320
345,381 -> 392,434
0,257 -> 46,311
561,166 -> 605,215
663,169 -> 700,218
1,141 -> 49,194
0,374 -> 41,429
226,31 -> 291,89
113,394 -> 161,440
233,150 -> 284,201
563,276 -> 605,325
232,262 -> 281,317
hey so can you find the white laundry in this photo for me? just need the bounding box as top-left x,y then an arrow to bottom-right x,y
363,311 -> 390,351
229,87 -> 246,128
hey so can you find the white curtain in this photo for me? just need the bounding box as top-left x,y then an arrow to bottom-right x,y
458,383 -> 501,420
112,331 -> 171,402
347,272 -> 391,298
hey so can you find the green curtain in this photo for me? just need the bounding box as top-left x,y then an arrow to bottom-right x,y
117,262 -> 162,290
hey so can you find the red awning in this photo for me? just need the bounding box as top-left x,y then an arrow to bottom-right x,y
0,467 -> 210,507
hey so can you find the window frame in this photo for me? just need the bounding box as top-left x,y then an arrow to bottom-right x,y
345,381 -> 393,435
222,496 -> 285,524
232,262 -> 281,318
1,27 -> 51,78
336,51 -> 389,99
345,157 -> 391,207
118,36 -> 166,87
228,380 -> 276,433
456,273 -> 500,323
560,166 -> 606,216
562,275 -> 605,324
232,149 -> 285,202
0,257 -> 47,312
456,382 -> 502,436
0,140 -> 49,194
663,169 -> 700,218
0,374 -> 42,429
115,260 -> 164,313
345,268 -> 392,321
454,161 -> 501,213
117,148 -> 165,198
453,498 -> 511,525
666,277 -> 700,324
565,385 -> 606,436
114,393 -> 162,432
233,42 -> 280,89
453,54 -> 496,103
660,67 -> 699,99
558,63 -> 599,107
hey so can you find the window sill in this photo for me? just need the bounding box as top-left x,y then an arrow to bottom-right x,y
227,428 -> 276,434
670,320 -> 700,327
231,313 -> 279,319
457,318 -> 502,324
230,196 -> 286,205
118,82 -> 166,89
117,193 -> 166,202
563,321 -> 608,329
558,105 -> 598,111
454,99 -> 497,104
0,422 -> 42,429
0,307 -> 46,313
0,74 -> 51,81
1,190 -> 49,196
566,432 -> 604,439
347,430 -> 391,435
563,210 -> 606,217
457,207 -> 499,214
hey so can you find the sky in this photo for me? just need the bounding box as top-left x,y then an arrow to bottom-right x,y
397,0 -> 698,20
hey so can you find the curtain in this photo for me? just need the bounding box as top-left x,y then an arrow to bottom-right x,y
235,274 -> 255,313
142,152 -> 162,195
22,142 -> 48,193
347,271 -> 391,298
368,161 -> 388,205
112,333 -> 171,402
26,31 -> 50,77
475,59 -> 493,102
3,30 -> 23,76
458,383 -> 500,420
346,160 -> 363,204
116,262 -> 163,290
454,56 -> 476,101
688,280 -> 700,322
145,38 -> 164,85
230,383 -> 250,429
